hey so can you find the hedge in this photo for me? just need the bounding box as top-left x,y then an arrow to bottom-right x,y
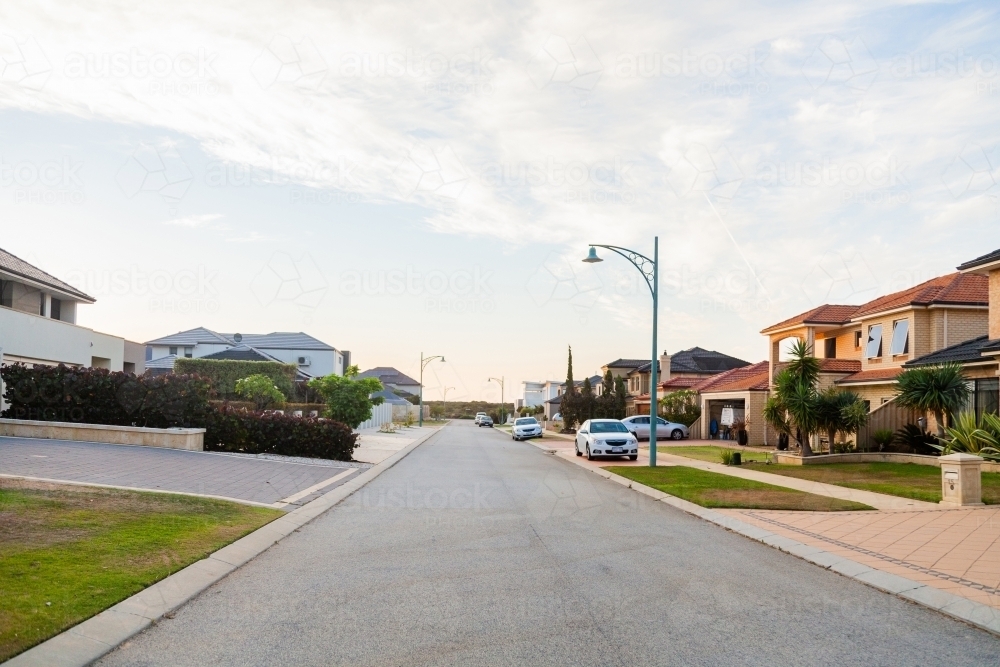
204,405 -> 357,460
0,363 -> 212,428
174,358 -> 297,400
209,400 -> 327,415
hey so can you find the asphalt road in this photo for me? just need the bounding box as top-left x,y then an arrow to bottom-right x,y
99,420 -> 1000,666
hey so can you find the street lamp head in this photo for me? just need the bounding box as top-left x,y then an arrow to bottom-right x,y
582,246 -> 603,263
441,357 -> 446,363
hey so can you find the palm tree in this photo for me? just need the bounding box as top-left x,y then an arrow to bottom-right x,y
895,363 -> 970,438
763,340 -> 822,456
816,387 -> 869,453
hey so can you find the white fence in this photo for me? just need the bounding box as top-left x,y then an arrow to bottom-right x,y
356,402 -> 394,431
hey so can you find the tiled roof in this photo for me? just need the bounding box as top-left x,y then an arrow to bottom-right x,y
200,345 -> 281,363
604,358 -> 647,368
693,361 -> 770,394
761,304 -> 860,334
957,248 -> 1000,272
221,332 -> 334,351
631,347 -> 750,375
356,367 -> 421,386
834,367 -> 904,385
906,335 -> 999,367
146,327 -> 232,346
850,273 -> 987,319
661,376 -> 703,390
371,389 -> 412,406
145,355 -> 178,370
0,247 -> 95,303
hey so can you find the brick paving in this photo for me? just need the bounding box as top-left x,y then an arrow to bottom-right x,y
0,436 -> 361,508
720,507 -> 1000,610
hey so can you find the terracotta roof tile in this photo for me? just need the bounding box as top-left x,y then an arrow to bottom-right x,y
834,367 -> 903,385
761,304 -> 860,334
693,361 -> 770,393
851,273 -> 987,319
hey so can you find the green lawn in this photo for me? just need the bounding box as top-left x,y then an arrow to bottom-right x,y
763,463 -> 1000,504
664,446 -> 772,464
0,480 -> 281,661
606,466 -> 873,511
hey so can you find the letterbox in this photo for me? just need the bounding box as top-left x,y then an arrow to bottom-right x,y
939,453 -> 984,507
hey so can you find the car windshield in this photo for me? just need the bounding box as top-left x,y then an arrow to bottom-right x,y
591,422 -> 628,433
515,418 -> 538,426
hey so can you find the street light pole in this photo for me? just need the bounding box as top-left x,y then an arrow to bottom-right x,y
488,376 -> 505,424
419,352 -> 445,427
583,238 -> 660,466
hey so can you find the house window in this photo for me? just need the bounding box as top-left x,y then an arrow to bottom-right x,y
39,292 -> 46,316
184,346 -> 193,358
824,337 -> 836,359
854,331 -> 862,349
50,298 -> 61,320
862,400 -> 871,413
0,280 -> 11,308
169,346 -> 178,356
866,324 -> 883,358
962,379 -> 1000,422
890,319 -> 910,356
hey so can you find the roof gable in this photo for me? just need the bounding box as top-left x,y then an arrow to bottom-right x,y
761,304 -> 860,334
692,361 -> 770,393
357,367 -> 420,386
0,247 -> 95,303
146,327 -> 232,346
851,272 -> 987,319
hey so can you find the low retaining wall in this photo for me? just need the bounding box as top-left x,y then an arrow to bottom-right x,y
0,418 -> 205,451
773,451 -> 1000,473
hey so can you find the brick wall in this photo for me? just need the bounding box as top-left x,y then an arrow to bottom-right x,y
992,270 -> 1000,339
942,308 -> 988,348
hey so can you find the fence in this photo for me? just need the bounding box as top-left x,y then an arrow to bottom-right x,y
856,397 -> 920,451
356,402 -> 394,431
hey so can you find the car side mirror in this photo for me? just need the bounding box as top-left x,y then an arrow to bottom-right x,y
580,430 -> 588,434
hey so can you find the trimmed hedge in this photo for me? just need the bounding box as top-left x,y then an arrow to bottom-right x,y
209,400 -> 327,415
204,405 -> 358,460
0,363 -> 212,428
174,358 -> 297,400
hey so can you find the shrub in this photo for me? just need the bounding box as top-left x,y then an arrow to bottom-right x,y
932,412 -> 1000,462
204,405 -> 358,461
174,358 -> 297,400
309,374 -> 384,429
891,423 -> 938,455
234,374 -> 286,411
719,449 -> 735,465
1,363 -> 212,428
872,429 -> 895,452
660,390 -> 702,427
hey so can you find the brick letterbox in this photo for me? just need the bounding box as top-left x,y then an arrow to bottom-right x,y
939,453 -> 984,507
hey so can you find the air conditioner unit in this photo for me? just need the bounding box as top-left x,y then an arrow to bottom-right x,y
298,356 -> 311,366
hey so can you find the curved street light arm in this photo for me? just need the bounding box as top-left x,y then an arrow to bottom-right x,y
589,244 -> 656,296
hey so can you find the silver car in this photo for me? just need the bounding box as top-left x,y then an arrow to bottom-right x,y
575,419 -> 639,461
621,415 -> 689,441
511,417 -> 543,440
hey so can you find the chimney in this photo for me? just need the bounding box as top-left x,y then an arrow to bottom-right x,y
659,350 -> 671,382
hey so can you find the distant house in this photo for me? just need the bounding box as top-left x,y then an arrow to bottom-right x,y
519,379 -> 563,410
543,374 -> 603,421
356,367 -> 421,396
0,247 -> 145,379
619,348 -> 751,415
145,327 -> 348,378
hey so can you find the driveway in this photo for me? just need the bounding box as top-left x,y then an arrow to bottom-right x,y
0,436 -> 364,509
97,420 -> 999,666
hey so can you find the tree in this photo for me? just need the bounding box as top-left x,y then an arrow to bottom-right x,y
895,363 -> 971,437
613,376 -> 628,419
595,370 -> 618,418
659,389 -> 701,427
579,377 -> 596,422
308,374 -> 385,429
561,345 -> 579,430
816,387 -> 869,453
234,374 -> 286,411
762,339 -> 822,456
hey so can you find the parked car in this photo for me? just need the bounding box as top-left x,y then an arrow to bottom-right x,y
575,419 -> 639,461
474,412 -> 488,424
478,416 -> 494,427
620,415 -> 689,441
511,417 -> 542,441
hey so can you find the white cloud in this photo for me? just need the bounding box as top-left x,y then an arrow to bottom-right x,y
164,213 -> 223,227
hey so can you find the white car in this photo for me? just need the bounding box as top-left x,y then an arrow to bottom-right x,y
575,419 -> 639,461
474,412 -> 488,424
511,417 -> 543,441
620,415 -> 689,441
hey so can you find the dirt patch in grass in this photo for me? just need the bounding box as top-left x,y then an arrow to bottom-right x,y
606,466 -> 873,512
0,478 -> 281,661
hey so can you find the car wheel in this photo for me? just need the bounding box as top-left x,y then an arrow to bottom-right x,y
629,455 -> 638,461
575,444 -> 582,457
586,445 -> 594,461
671,429 -> 683,440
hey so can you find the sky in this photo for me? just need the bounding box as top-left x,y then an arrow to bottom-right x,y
0,0 -> 998,402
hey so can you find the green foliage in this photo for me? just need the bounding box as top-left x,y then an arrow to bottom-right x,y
174,358 -> 296,400
872,428 -> 895,451
891,423 -> 937,454
308,374 -> 384,429
204,406 -> 358,460
561,345 -> 579,430
932,412 -> 1000,462
895,363 -> 970,436
719,448 -> 735,465
613,376 -> 628,418
659,389 -> 701,427
578,376 -> 596,422
234,374 -> 286,411
816,388 -> 869,453
1,362 -> 212,428
763,341 -> 822,455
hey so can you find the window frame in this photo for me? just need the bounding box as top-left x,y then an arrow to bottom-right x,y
890,318 -> 910,356
866,324 -> 883,359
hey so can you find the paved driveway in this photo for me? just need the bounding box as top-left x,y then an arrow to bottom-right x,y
96,419 -> 999,666
0,436 -> 362,508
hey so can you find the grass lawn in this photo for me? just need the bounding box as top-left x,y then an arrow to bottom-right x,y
606,466 -> 873,512
664,446 -> 771,464
763,463 -> 1000,504
0,479 -> 281,661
